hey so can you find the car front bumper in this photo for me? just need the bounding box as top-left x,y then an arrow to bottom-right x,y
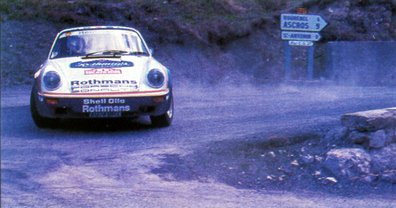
35,89 -> 171,119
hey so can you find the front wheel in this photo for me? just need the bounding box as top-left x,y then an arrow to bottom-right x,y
150,95 -> 174,128
30,87 -> 58,128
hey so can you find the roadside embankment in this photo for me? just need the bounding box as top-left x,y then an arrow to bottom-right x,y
325,107 -> 396,183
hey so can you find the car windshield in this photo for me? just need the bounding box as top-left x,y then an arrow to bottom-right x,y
50,29 -> 149,59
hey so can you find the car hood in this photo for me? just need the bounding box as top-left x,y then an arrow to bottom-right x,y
42,56 -> 163,93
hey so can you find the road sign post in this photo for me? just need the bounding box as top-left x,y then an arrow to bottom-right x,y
307,45 -> 315,80
280,13 -> 327,80
288,41 -> 314,47
281,14 -> 327,32
284,41 -> 292,80
281,31 -> 321,41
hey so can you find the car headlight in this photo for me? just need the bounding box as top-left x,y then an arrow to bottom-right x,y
147,69 -> 165,88
43,71 -> 61,90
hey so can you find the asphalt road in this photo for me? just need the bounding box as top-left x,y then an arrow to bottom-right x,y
1,84 -> 396,208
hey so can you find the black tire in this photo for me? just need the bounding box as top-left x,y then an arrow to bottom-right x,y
30,87 -> 58,128
150,94 -> 174,128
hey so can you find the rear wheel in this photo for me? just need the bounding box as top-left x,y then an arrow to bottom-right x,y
30,87 -> 58,128
150,95 -> 174,128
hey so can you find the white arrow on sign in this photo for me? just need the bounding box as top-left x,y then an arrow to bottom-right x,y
281,13 -> 327,32
281,31 -> 321,41
288,40 -> 314,47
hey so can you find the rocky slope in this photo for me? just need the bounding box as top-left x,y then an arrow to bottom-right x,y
1,0 -> 395,86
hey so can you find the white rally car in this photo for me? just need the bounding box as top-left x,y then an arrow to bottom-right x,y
30,26 -> 173,128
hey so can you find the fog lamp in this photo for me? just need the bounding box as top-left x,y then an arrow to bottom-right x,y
45,98 -> 59,105
153,96 -> 165,103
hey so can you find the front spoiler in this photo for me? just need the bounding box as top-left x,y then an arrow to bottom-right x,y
34,89 -> 171,119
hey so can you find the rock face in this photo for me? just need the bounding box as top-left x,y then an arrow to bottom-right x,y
341,108 -> 396,132
342,108 -> 396,148
381,170 -> 396,183
370,144 -> 396,173
324,107 -> 396,184
368,130 -> 389,148
324,148 -> 371,181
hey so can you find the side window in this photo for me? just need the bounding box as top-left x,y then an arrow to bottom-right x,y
50,42 -> 60,58
50,38 -> 67,58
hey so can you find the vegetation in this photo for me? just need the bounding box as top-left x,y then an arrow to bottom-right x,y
1,0 -> 290,21
0,0 -> 310,44
2,0 -> 395,45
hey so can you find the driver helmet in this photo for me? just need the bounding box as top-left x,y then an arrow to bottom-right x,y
66,36 -> 85,55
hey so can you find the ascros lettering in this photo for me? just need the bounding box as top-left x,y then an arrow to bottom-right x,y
283,22 -> 309,29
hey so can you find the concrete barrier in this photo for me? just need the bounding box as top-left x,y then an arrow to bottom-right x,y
325,41 -> 396,86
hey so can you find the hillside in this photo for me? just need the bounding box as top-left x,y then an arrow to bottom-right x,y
1,0 -> 395,86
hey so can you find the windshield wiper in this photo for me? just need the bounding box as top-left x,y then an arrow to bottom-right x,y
130,51 -> 149,56
84,50 -> 129,58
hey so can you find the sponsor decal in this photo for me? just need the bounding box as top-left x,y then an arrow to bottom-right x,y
82,105 -> 130,113
82,98 -> 130,113
71,79 -> 136,86
71,79 -> 138,93
83,98 -> 125,104
84,68 -> 122,75
70,60 -> 133,68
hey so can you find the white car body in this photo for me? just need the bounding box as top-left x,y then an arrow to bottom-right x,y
30,26 -> 173,128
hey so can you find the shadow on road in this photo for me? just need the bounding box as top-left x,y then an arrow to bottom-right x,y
1,105 -> 157,139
